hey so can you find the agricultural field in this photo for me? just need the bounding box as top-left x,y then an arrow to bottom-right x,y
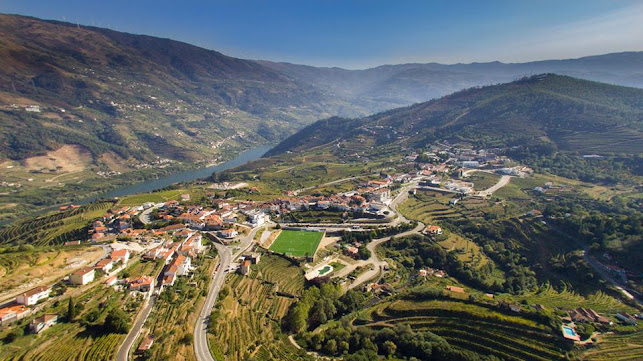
208,254 -> 311,361
269,230 -> 323,258
584,326 -> 643,360
117,189 -> 185,206
134,252 -> 216,361
0,245 -> 104,302
398,193 -> 498,274
0,200 -> 115,246
0,282 -> 140,361
500,283 -> 638,314
362,298 -> 568,361
468,171 -> 502,190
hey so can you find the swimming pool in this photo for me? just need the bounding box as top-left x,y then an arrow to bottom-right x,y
562,326 -> 577,337
318,265 -> 333,275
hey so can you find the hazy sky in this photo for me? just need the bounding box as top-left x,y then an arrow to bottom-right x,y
1,0 -> 641,69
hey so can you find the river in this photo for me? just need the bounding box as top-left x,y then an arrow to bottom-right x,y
0,145 -> 272,227
81,145 -> 272,203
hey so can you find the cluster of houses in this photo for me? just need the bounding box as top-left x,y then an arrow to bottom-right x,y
418,268 -> 446,278
564,307 -> 612,325
0,286 -> 53,333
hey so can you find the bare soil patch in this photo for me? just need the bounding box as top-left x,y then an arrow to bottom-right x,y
24,144 -> 92,173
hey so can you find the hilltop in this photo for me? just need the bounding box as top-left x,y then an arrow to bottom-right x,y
267,74 -> 643,157
260,51 -> 643,109
0,13 -> 364,164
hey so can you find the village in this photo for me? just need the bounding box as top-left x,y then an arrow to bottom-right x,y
0,141 -> 640,355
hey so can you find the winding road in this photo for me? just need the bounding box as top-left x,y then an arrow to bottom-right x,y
345,183 -> 425,290
193,226 -> 265,361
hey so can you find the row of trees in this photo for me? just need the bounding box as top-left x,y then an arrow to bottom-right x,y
302,323 -> 489,361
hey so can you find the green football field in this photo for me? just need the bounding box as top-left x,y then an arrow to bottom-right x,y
269,230 -> 323,257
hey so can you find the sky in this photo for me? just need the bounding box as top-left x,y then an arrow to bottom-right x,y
1,0 -> 642,69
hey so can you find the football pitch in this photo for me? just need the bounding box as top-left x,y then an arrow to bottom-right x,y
269,230 -> 324,257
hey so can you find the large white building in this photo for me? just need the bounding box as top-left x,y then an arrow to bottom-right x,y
16,286 -> 51,306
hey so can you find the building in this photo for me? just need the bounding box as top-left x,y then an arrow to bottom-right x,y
29,314 -> 58,334
426,225 -> 443,235
446,285 -> 465,293
128,276 -> 155,293
371,188 -> 391,203
70,267 -> 95,285
460,161 -> 480,168
247,252 -> 261,264
164,254 -> 192,282
219,229 -> 238,239
239,260 -> 251,275
94,258 -> 114,273
16,286 -> 51,306
345,246 -> 359,258
0,305 -> 29,326
105,275 -> 118,287
249,212 -> 267,227
616,313 -> 637,326
111,249 -> 130,264
137,335 -> 154,353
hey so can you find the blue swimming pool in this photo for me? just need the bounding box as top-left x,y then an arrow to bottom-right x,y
562,326 -> 577,337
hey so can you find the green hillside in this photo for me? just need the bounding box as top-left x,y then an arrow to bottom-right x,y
267,74 -> 643,157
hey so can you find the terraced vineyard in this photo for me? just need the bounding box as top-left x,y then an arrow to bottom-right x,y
363,299 -> 567,361
399,193 -> 496,272
0,285 -> 131,361
585,327 -> 643,360
0,201 -> 115,246
209,254 -> 311,361
140,256 -> 215,360
507,283 -> 637,314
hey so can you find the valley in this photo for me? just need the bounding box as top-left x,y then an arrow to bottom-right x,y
0,10 -> 641,361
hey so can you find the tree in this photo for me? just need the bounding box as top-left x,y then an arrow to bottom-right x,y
323,339 -> 338,355
104,307 -> 130,334
3,327 -> 24,343
67,297 -> 76,320
382,340 -> 397,357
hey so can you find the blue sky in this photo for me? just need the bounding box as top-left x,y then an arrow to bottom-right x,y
1,0 -> 641,69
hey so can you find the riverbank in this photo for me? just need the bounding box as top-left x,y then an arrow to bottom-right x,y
0,145 -> 271,226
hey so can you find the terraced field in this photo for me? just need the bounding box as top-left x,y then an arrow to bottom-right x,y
506,283 -> 637,314
585,327 -> 643,360
364,299 -> 566,361
0,201 -> 115,246
399,193 -> 496,272
0,286 -> 133,361
140,256 -> 215,360
0,323 -> 123,361
208,254 -> 310,361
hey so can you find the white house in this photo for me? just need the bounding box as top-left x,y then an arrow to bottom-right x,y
16,286 -> 51,306
110,249 -> 130,264
70,267 -> 95,285
94,258 -> 114,273
219,229 -> 238,239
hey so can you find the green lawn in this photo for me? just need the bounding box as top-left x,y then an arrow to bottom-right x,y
269,230 -> 323,258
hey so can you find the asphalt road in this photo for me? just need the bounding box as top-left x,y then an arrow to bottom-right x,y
194,226 -> 264,361
193,242 -> 231,361
582,247 -> 642,307
346,183 -> 426,290
116,293 -> 157,361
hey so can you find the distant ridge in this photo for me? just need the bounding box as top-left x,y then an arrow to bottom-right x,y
267,74 -> 643,156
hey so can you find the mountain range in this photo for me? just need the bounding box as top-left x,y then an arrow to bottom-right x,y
267,74 -> 643,157
0,13 -> 642,168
